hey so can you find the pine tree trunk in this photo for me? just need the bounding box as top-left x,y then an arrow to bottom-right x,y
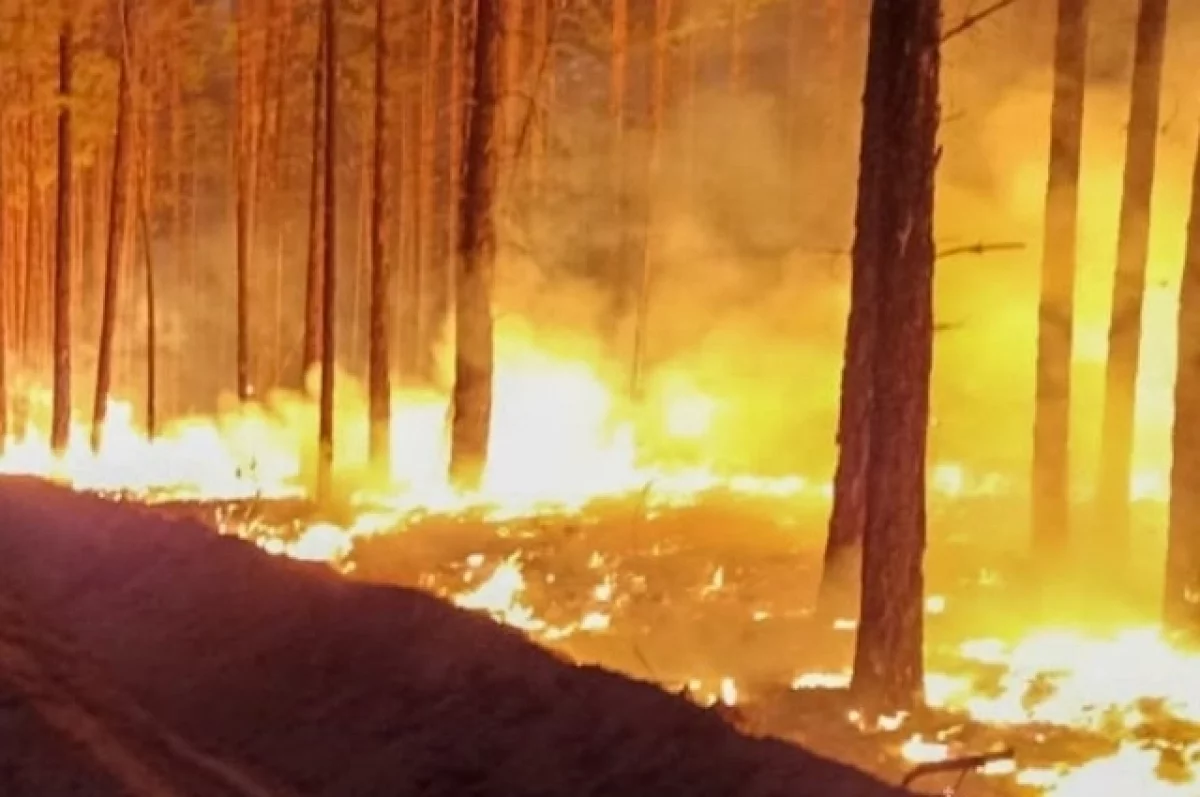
316,0 -> 338,503
610,0 -> 627,319
446,0 -> 464,320
50,19 -> 73,455
1164,117 -> 1200,637
842,0 -> 941,713
367,0 -> 391,475
629,0 -> 669,399
302,27 -> 325,389
1095,0 -> 1170,553
234,0 -> 257,402
449,0 -> 501,491
92,3 -> 132,453
0,111 -> 8,450
1032,0 -> 1089,557
415,0 -> 443,380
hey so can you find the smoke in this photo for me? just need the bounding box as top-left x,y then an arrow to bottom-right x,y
46,0 -> 1200,555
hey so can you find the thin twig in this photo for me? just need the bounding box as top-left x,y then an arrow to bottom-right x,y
941,0 -> 1023,43
936,240 -> 1025,259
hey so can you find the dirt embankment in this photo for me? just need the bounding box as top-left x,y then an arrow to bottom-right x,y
0,477 -> 909,796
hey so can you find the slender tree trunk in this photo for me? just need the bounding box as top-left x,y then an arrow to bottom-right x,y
1095,0 -> 1171,553
446,0 -> 464,320
610,0 -> 627,314
449,0 -> 501,491
92,3 -> 132,453
0,116 -> 8,450
138,193 -> 156,438
1164,116 -> 1200,637
1031,0 -> 1089,557
316,0 -> 337,503
368,0 -> 391,474
629,0 -> 669,399
415,0 -> 442,378
302,27 -> 325,389
50,19 -> 73,455
839,0 -> 941,712
234,1 -> 256,402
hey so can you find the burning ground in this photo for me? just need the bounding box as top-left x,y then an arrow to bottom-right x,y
92,479 -> 1191,797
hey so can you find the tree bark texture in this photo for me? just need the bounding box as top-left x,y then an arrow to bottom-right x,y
449,0 -> 501,491
1095,0 -> 1170,552
843,0 -> 942,712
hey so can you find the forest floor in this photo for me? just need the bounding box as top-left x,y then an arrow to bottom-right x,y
3,476 -> 1184,796
0,477 -> 915,797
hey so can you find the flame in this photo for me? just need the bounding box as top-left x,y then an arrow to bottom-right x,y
0,331 -> 1191,794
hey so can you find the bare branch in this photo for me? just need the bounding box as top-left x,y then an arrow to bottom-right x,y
941,0 -> 1023,43
937,241 -> 1025,259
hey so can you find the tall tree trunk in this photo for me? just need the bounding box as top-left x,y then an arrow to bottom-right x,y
446,0 -> 464,319
316,0 -> 338,503
1032,0 -> 1089,557
0,115 -> 8,450
1164,117 -> 1200,637
50,19 -> 73,455
302,27 -> 325,389
415,0 -> 443,379
610,0 -> 627,317
629,0 -> 669,399
368,0 -> 391,475
841,0 -> 941,712
138,193 -> 156,438
234,0 -> 257,402
92,2 -> 132,453
1095,0 -> 1170,553
448,0 -> 501,491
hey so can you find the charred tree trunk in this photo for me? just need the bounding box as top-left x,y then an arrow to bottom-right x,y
446,0 -> 464,316
1032,0 -> 1089,557
448,0 -> 501,491
838,0 -> 941,712
92,2 -> 132,453
367,0 -> 391,476
316,0 -> 337,503
50,19 -> 73,455
1095,0 -> 1170,553
302,28 -> 325,390
1164,117 -> 1200,637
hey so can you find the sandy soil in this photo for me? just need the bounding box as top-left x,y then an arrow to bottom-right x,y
0,476 -> 913,796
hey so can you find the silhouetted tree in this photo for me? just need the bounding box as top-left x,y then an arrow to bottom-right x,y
367,0 -> 391,475
448,0 -> 501,491
316,0 -> 337,503
1032,0 -> 1089,557
1096,0 -> 1171,553
50,14 -> 72,455
92,0 -> 134,453
1163,112 -> 1200,637
832,0 -> 942,711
